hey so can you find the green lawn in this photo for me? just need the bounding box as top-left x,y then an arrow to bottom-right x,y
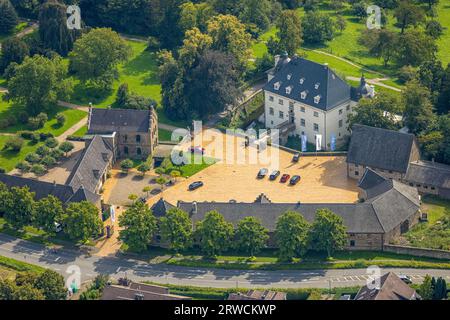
176,154 -> 217,178
0,93 -> 87,136
404,196 -> 450,250
0,255 -> 45,275
436,1 -> 450,66
0,135 -> 44,171
158,128 -> 173,142
72,125 -> 88,137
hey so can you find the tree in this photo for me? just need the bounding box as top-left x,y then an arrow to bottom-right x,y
120,159 -> 134,173
335,15 -> 347,33
12,283 -> 45,300
38,0 -> 77,56
235,216 -> 269,256
137,162 -> 151,176
419,275 -> 434,300
348,91 -> 402,130
63,201 -> 102,242
238,0 -> 273,34
275,211 -> 310,261
360,29 -> 397,67
119,201 -> 157,252
35,269 -> 66,300
45,137 -> 59,148
308,208 -> 347,257
59,141 -> 75,156
155,176 -> 168,191
160,208 -> 193,252
207,14 -> 253,69
301,11 -> 335,45
16,161 -> 31,174
0,0 -> 19,34
276,10 -> 303,56
3,186 -> 35,229
426,20 -> 444,39
55,113 -> 66,127
4,136 -> 24,152
184,50 -> 241,118
394,0 -> 425,33
396,30 -> 437,67
69,28 -> 131,90
7,55 -> 72,115
195,210 -> 234,257
0,37 -> 29,73
179,1 -> 214,34
433,277 -> 447,300
437,64 -> 450,114
34,195 -> 64,234
417,58 -> 444,95
403,80 -> 436,134
116,83 -> 130,108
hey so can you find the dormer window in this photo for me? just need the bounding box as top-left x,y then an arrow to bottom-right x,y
300,91 -> 308,100
315,83 -> 320,90
285,86 -> 293,95
274,82 -> 281,90
287,74 -> 292,80
314,95 -> 321,104
299,78 -> 305,84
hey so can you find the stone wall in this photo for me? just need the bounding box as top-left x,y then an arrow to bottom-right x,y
383,244 -> 450,260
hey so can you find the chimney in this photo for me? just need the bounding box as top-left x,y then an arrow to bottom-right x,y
274,55 -> 280,67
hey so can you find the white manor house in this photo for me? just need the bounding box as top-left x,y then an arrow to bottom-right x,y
263,53 -> 374,150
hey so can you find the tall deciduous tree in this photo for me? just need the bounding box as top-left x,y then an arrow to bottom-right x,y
3,186 -> 35,229
308,208 -> 347,257
235,216 -> 269,256
69,28 -> 131,90
34,269 -> 67,300
119,201 -> 157,252
64,201 -> 103,242
276,10 -> 303,56
34,195 -> 64,234
195,210 -> 234,257
394,0 -> 425,33
39,0 -> 77,56
275,211 -> 310,261
0,37 -> 29,72
7,55 -> 73,115
360,29 -> 397,67
403,80 -> 436,134
395,30 -> 437,67
301,11 -> 335,45
0,0 -> 19,34
160,208 -> 193,252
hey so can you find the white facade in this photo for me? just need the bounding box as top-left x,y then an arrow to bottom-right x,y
264,91 -> 357,150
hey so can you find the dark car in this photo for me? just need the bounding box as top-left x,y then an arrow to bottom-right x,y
292,153 -> 301,163
280,174 -> 290,183
189,146 -> 205,155
290,175 -> 301,185
269,170 -> 281,180
189,181 -> 204,191
257,168 -> 268,179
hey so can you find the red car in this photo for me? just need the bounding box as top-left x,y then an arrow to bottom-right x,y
280,174 -> 290,183
189,146 -> 205,155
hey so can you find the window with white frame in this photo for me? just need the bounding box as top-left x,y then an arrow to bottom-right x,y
279,111 -> 284,119
314,123 -> 319,132
274,82 -> 281,90
300,119 -> 306,127
300,91 -> 307,100
314,95 -> 321,104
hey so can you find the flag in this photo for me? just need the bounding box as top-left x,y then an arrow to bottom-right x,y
301,135 -> 307,152
110,206 -> 116,224
315,134 -> 322,151
330,134 -> 336,151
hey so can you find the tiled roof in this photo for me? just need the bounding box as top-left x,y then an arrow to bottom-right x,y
66,135 -> 113,193
88,108 -> 152,134
405,160 -> 450,189
151,198 -> 176,217
355,272 -> 421,300
358,168 -> 387,190
264,57 -> 352,111
347,125 -> 417,173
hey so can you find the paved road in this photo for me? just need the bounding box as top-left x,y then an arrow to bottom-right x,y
1,234 -> 449,289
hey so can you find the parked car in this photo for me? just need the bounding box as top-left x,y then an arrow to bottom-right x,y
189,146 -> 205,155
257,168 -> 268,179
189,181 -> 204,191
269,170 -> 281,180
54,222 -> 63,233
398,275 -> 412,284
290,175 -> 301,185
280,174 -> 291,183
292,153 -> 301,163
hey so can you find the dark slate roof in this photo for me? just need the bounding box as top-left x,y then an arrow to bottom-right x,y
264,57 -> 352,111
355,272 -> 421,300
405,160 -> 450,189
151,198 -> 176,217
66,135 -> 113,193
0,174 -> 100,207
177,179 -> 420,234
358,168 -> 387,190
88,108 -> 152,134
347,125 -> 416,173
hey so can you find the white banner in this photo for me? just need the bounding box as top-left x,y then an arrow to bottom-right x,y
315,134 -> 322,151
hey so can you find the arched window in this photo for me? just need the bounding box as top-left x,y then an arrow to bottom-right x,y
137,147 -> 142,156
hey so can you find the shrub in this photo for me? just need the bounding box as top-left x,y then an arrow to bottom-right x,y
45,137 -> 59,148
31,164 -> 46,175
55,113 -> 66,127
30,132 -> 40,143
36,112 -> 48,124
25,153 -> 41,163
398,65 -> 417,84
36,145 -> 51,157
18,130 -> 34,139
146,36 -> 160,51
59,141 -> 74,155
0,119 -> 9,129
50,148 -> 64,160
120,159 -> 134,172
4,136 -> 24,151
6,115 -> 17,126
0,167 -> 6,174
41,155 -> 56,167
39,132 -> 54,141
28,113 -> 48,129
16,161 -> 31,173
18,111 -> 29,124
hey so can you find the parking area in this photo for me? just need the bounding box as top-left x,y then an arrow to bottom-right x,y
147,131 -> 359,205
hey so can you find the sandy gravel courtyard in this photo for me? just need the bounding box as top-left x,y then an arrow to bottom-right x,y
148,131 -> 359,205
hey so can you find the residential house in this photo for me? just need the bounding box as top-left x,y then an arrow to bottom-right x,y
263,55 -> 373,149
355,272 -> 421,300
